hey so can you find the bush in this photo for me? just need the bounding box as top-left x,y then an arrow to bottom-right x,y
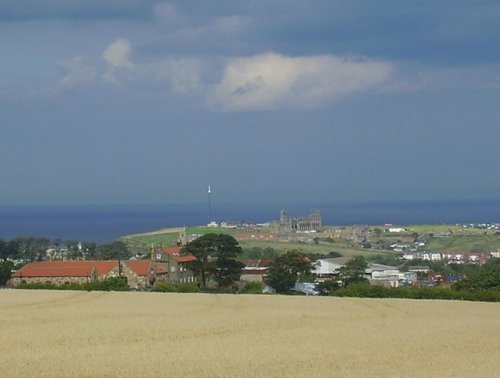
316,280 -> 340,296
333,283 -> 500,302
240,281 -> 264,294
151,282 -> 200,293
83,277 -> 129,291
17,282 -> 60,290
16,277 -> 129,292
151,282 -> 179,292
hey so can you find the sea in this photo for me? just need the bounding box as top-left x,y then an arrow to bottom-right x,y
0,200 -> 499,243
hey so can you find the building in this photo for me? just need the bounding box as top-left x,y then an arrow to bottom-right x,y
152,246 -> 197,284
365,263 -> 401,287
273,209 -> 322,233
240,259 -> 272,283
11,260 -> 168,289
312,257 -> 352,279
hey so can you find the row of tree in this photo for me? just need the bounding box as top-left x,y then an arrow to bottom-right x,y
0,237 -> 129,262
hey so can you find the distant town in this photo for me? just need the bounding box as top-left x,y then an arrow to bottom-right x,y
2,209 -> 499,298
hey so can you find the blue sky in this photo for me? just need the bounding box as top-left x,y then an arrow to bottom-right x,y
1,1 -> 499,206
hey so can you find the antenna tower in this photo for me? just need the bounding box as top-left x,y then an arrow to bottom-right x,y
208,185 -> 212,223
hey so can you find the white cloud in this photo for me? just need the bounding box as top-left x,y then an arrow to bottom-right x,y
136,58 -> 202,93
209,53 -> 393,111
57,56 -> 97,89
162,58 -> 202,93
102,38 -> 134,69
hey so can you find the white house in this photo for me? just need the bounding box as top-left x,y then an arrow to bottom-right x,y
313,257 -> 352,278
366,263 -> 401,287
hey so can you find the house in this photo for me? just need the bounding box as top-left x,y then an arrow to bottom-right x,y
312,257 -> 352,279
11,260 -> 168,289
12,261 -> 97,286
441,252 -> 465,264
152,246 -> 197,284
11,261 -> 118,286
240,259 -> 272,283
366,263 -> 402,287
122,260 -> 168,289
365,263 -> 400,279
11,260 -> 169,289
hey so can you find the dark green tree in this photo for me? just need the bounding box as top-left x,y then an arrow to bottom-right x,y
265,250 -> 313,294
338,256 -> 368,286
65,240 -> 82,259
453,264 -> 500,291
96,241 -> 129,260
182,233 -> 243,288
7,237 -> 50,261
0,260 -> 14,286
0,238 -> 7,259
212,258 -> 245,289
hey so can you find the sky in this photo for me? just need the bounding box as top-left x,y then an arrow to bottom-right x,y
1,1 -> 499,206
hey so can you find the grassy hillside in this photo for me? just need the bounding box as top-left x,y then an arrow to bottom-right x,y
120,226 -> 389,258
1,290 -> 499,377
120,224 -> 499,256
238,239 -> 387,258
425,234 -> 500,252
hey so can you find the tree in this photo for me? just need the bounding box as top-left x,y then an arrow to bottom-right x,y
182,233 -> 243,289
212,258 -> 245,289
65,240 -> 82,259
265,250 -> 313,294
338,256 -> 368,286
96,241 -> 129,260
6,237 -> 50,261
0,260 -> 14,286
0,238 -> 7,259
453,264 -> 500,291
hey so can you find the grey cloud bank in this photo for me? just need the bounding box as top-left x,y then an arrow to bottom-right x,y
0,1 -> 499,206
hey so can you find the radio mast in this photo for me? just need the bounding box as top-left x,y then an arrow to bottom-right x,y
208,185 -> 212,223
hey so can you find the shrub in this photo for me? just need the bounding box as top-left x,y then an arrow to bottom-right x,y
240,281 -> 264,294
151,283 -> 179,292
316,280 -> 340,296
151,282 -> 200,293
83,277 -> 129,291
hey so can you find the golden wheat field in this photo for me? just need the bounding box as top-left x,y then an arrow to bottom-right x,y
0,290 -> 499,378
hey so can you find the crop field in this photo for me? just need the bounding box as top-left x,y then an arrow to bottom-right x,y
1,291 -> 499,377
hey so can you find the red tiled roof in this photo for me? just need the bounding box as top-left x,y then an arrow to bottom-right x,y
13,260 -> 119,278
163,246 -> 182,255
124,261 -> 167,276
124,261 -> 151,276
87,261 -> 120,275
13,261 -> 93,278
153,263 -> 168,274
175,255 -> 196,263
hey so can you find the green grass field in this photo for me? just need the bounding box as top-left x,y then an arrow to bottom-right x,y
425,234 -> 500,253
120,226 -> 392,257
120,224 -> 499,255
238,239 -> 388,258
